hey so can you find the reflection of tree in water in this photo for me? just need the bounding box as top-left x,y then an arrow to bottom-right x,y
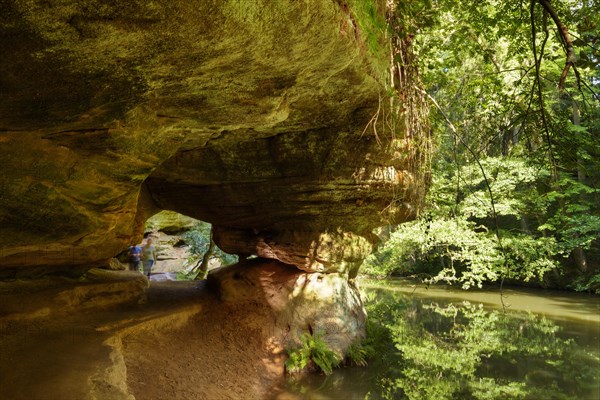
365,291 -> 600,400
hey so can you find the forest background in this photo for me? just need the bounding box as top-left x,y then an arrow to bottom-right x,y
362,0 -> 600,293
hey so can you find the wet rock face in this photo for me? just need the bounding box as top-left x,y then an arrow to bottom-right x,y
0,0 -> 424,274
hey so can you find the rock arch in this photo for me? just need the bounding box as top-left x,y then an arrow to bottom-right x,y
0,0 -> 430,363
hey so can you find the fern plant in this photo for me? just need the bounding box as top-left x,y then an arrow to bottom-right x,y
285,332 -> 341,375
346,340 -> 374,367
285,340 -> 310,374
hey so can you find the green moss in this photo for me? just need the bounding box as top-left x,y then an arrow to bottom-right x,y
222,0 -> 291,25
346,0 -> 390,80
1,182 -> 90,245
145,210 -> 198,233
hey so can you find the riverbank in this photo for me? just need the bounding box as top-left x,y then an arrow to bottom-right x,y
360,277 -> 600,324
279,277 -> 600,399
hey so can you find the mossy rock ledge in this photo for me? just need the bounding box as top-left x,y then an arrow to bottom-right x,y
1,0 -> 426,275
1,0 -> 428,374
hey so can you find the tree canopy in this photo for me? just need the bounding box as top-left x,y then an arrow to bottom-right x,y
364,0 -> 600,292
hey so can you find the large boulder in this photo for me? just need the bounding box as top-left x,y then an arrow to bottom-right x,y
208,259 -> 366,357
144,210 -> 199,235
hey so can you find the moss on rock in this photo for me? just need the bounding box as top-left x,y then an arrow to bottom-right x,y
0,0 -> 426,275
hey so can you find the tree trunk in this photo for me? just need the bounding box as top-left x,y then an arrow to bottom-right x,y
572,99 -> 588,272
194,226 -> 215,280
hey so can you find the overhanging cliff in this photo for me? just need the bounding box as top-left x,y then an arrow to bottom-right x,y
0,0 -> 428,275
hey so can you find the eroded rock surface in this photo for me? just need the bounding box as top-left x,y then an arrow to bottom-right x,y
208,258 -> 366,357
0,268 -> 148,320
0,278 -> 285,400
0,0 -> 426,274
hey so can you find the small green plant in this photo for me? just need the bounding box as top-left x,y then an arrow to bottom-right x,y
285,332 -> 341,375
571,273 -> 600,294
346,340 -> 374,366
285,345 -> 310,374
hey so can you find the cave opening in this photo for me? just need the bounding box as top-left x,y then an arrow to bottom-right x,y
122,210 -> 239,282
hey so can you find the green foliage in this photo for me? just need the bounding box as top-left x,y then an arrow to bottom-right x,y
181,221 -> 212,256
363,162 -> 599,290
346,0 -> 388,68
571,273 -> 600,294
363,215 -> 502,288
363,157 -> 567,288
180,222 -> 238,269
364,0 -> 600,289
285,333 -> 342,375
345,340 -> 374,367
538,176 -> 600,256
285,343 -> 311,374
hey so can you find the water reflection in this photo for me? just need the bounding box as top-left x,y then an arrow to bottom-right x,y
279,280 -> 600,400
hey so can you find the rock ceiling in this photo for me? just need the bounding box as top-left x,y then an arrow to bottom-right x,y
0,0 -> 425,276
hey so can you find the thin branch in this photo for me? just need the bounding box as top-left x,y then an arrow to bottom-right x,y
360,94 -> 382,146
531,0 -> 559,182
535,0 -> 577,91
417,87 -> 509,310
514,67 -> 539,142
568,31 -> 600,52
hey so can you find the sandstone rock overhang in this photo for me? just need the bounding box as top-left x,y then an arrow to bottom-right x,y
0,0 -> 427,275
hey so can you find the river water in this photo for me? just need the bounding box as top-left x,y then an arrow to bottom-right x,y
280,278 -> 600,400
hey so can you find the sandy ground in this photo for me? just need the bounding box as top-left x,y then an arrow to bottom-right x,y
122,281 -> 286,400
0,275 -> 288,400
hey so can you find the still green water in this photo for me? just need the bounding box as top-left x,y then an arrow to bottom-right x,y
282,278 -> 600,400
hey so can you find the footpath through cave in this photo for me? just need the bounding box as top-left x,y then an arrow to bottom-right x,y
0,269 -> 290,400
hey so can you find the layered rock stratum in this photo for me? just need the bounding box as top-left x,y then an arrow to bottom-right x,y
1,0 -> 426,275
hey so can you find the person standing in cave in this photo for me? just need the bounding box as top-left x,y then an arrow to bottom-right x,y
128,243 -> 142,272
141,237 -> 158,279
